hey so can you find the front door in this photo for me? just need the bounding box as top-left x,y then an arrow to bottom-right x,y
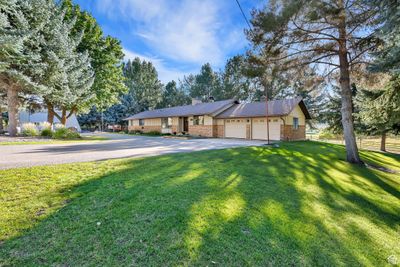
183,117 -> 189,132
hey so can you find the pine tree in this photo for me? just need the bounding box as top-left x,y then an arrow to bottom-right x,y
189,63 -> 220,102
158,80 -> 190,108
356,77 -> 400,151
123,58 -> 163,113
247,0 -> 380,164
218,56 -> 252,101
368,0 -> 400,73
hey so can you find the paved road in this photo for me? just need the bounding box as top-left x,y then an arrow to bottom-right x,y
0,133 -> 266,169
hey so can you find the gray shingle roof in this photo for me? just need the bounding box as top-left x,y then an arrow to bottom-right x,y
215,97 -> 311,119
125,99 -> 236,120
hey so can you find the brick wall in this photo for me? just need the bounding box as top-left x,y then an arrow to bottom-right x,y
128,125 -> 161,133
281,125 -> 306,140
188,125 -> 213,137
213,125 -> 224,138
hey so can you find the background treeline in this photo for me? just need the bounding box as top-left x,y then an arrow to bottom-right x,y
79,56 -> 325,131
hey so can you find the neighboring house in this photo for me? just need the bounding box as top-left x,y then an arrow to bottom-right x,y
19,110 -> 82,132
125,97 -> 311,141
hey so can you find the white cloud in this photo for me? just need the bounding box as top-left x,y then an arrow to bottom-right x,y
122,48 -> 194,83
96,0 -> 243,66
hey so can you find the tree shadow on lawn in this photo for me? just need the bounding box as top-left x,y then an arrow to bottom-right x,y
0,142 -> 399,266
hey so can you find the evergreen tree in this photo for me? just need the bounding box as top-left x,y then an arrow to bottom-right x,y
189,63 -> 220,102
247,0 -> 380,164
123,58 -> 163,113
218,56 -> 252,101
39,0 -> 94,125
356,77 -> 400,151
158,80 -> 190,108
44,0 -> 126,124
368,0 -> 400,73
0,0 -> 51,136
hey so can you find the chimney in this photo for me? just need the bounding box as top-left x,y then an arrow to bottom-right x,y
191,98 -> 202,105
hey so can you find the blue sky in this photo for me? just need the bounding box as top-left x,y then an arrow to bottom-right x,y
73,0 -> 262,83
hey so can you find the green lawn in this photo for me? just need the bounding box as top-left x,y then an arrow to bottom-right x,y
0,135 -> 109,145
0,142 -> 399,266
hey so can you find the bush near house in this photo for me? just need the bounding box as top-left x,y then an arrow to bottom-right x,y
21,123 -> 39,136
40,128 -> 53,137
52,127 -> 81,139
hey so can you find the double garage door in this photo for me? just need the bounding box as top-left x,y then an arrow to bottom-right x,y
224,118 -> 281,140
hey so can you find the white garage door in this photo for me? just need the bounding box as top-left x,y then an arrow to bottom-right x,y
252,118 -> 281,140
225,119 -> 246,139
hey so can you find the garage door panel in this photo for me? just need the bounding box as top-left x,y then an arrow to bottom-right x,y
225,119 -> 246,139
252,119 -> 280,140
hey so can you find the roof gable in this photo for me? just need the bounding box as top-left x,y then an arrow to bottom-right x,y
125,99 -> 236,120
216,97 -> 311,119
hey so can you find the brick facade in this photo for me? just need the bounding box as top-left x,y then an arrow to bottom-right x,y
281,125 -> 306,141
188,125 -> 213,137
213,125 -> 224,138
128,125 -> 161,133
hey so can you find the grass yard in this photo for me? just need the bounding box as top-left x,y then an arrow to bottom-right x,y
0,142 -> 399,266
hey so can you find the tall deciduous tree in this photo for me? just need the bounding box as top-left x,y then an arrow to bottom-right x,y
247,0 -> 380,164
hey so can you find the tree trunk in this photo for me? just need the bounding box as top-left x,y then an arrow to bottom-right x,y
337,1 -> 362,164
7,86 -> 18,137
380,131 -> 387,152
60,109 -> 67,125
0,108 -> 3,132
46,102 -> 55,124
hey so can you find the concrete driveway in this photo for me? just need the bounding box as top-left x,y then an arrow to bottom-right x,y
0,133 -> 266,169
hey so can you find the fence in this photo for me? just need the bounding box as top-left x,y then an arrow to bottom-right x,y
306,134 -> 400,154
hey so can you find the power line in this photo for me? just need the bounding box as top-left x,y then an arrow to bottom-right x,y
234,0 -> 271,145
234,0 -> 252,29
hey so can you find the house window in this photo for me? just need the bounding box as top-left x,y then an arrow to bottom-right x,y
161,117 -> 172,128
139,119 -> 145,126
193,115 -> 204,125
293,117 -> 299,130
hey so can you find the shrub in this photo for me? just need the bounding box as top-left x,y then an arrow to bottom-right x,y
146,130 -> 161,136
39,122 -> 52,131
21,123 -> 38,136
54,123 -> 65,130
129,130 -> 142,134
52,127 -> 81,139
40,128 -> 53,137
